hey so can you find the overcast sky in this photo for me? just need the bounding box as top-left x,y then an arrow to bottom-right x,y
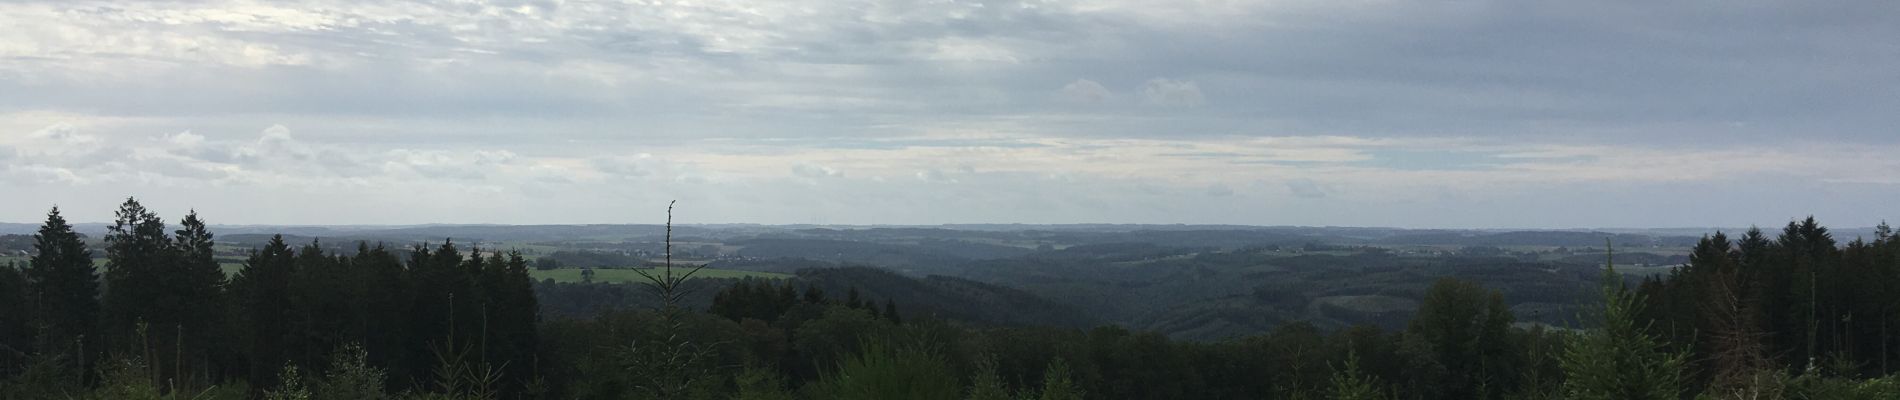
3,0 -> 1897,228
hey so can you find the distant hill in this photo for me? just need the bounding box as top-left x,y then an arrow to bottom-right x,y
1372,230 -> 1700,248
793,267 -> 1103,329
533,265 -> 1101,329
732,238 -> 1031,273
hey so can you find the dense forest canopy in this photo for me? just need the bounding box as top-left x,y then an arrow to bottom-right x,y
4,200 -> 1900,399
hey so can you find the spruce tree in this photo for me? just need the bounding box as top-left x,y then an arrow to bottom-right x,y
350,242 -> 413,385
778,282 -> 799,311
1036,358 -> 1084,400
883,300 -> 901,325
170,210 -> 228,387
0,261 -> 31,370
803,285 -> 827,304
477,250 -> 539,395
1329,349 -> 1388,400
965,355 -> 1011,400
1559,244 -> 1686,400
24,207 -> 99,360
231,235 -> 297,386
1405,278 -> 1520,398
101,197 -> 176,354
286,240 -> 356,374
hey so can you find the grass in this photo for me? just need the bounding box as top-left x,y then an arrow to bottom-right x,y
530,267 -> 789,283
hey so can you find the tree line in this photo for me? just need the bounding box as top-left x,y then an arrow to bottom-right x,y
0,198 -> 538,398
5,201 -> 1900,399
1637,218 -> 1900,396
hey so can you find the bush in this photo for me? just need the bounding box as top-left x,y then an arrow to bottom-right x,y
730,367 -> 794,400
803,338 -> 959,400
316,345 -> 388,400
87,358 -> 161,400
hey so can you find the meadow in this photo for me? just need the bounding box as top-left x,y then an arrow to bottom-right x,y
529,266 -> 789,283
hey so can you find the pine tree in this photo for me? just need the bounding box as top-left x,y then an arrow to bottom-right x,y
883,300 -> 901,325
101,197 -> 176,356
0,261 -> 31,371
314,344 -> 389,400
232,235 -> 298,386
1405,278 -> 1520,398
24,207 -> 99,362
1036,358 -> 1083,400
170,210 -> 228,388
285,240 -> 357,375
350,242 -> 414,386
803,285 -> 827,304
845,287 -> 863,309
478,250 -> 540,395
1560,243 -> 1686,400
778,282 -> 799,311
1329,349 -> 1388,400
965,354 -> 1011,400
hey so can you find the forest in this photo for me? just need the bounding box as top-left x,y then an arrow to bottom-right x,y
4,199 -> 1900,399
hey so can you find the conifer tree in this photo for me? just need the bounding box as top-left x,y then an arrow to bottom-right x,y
101,197 -> 176,355
169,210 -> 228,387
478,250 -> 540,395
24,207 -> 98,361
1037,358 -> 1084,400
286,240 -> 357,374
0,261 -> 30,370
1329,349 -> 1388,400
314,344 -> 388,400
349,242 -> 413,385
803,286 -> 827,304
965,354 -> 1011,400
883,300 -> 901,325
1405,278 -> 1519,398
231,235 -> 298,386
778,282 -> 799,311
1560,243 -> 1685,400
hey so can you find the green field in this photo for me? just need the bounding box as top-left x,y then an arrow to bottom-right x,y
530,267 -> 789,283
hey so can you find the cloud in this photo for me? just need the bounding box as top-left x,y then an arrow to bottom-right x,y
3,0 -> 1900,226
590,155 -> 659,178
166,132 -> 206,147
1059,79 -> 1114,103
3,0 -> 1895,144
915,169 -> 957,183
8,117 -> 1900,227
792,163 -> 844,179
1205,183 -> 1234,197
29,123 -> 97,147
1285,179 -> 1327,199
926,38 -> 1023,63
1141,79 -> 1205,107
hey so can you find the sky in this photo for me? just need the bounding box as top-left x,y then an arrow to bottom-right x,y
2,0 -> 1898,228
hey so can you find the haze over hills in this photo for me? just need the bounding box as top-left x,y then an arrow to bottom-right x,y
10,216 -> 1836,343
12,221 -> 1881,242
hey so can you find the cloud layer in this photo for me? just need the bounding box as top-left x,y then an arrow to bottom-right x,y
3,0 -> 1898,227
